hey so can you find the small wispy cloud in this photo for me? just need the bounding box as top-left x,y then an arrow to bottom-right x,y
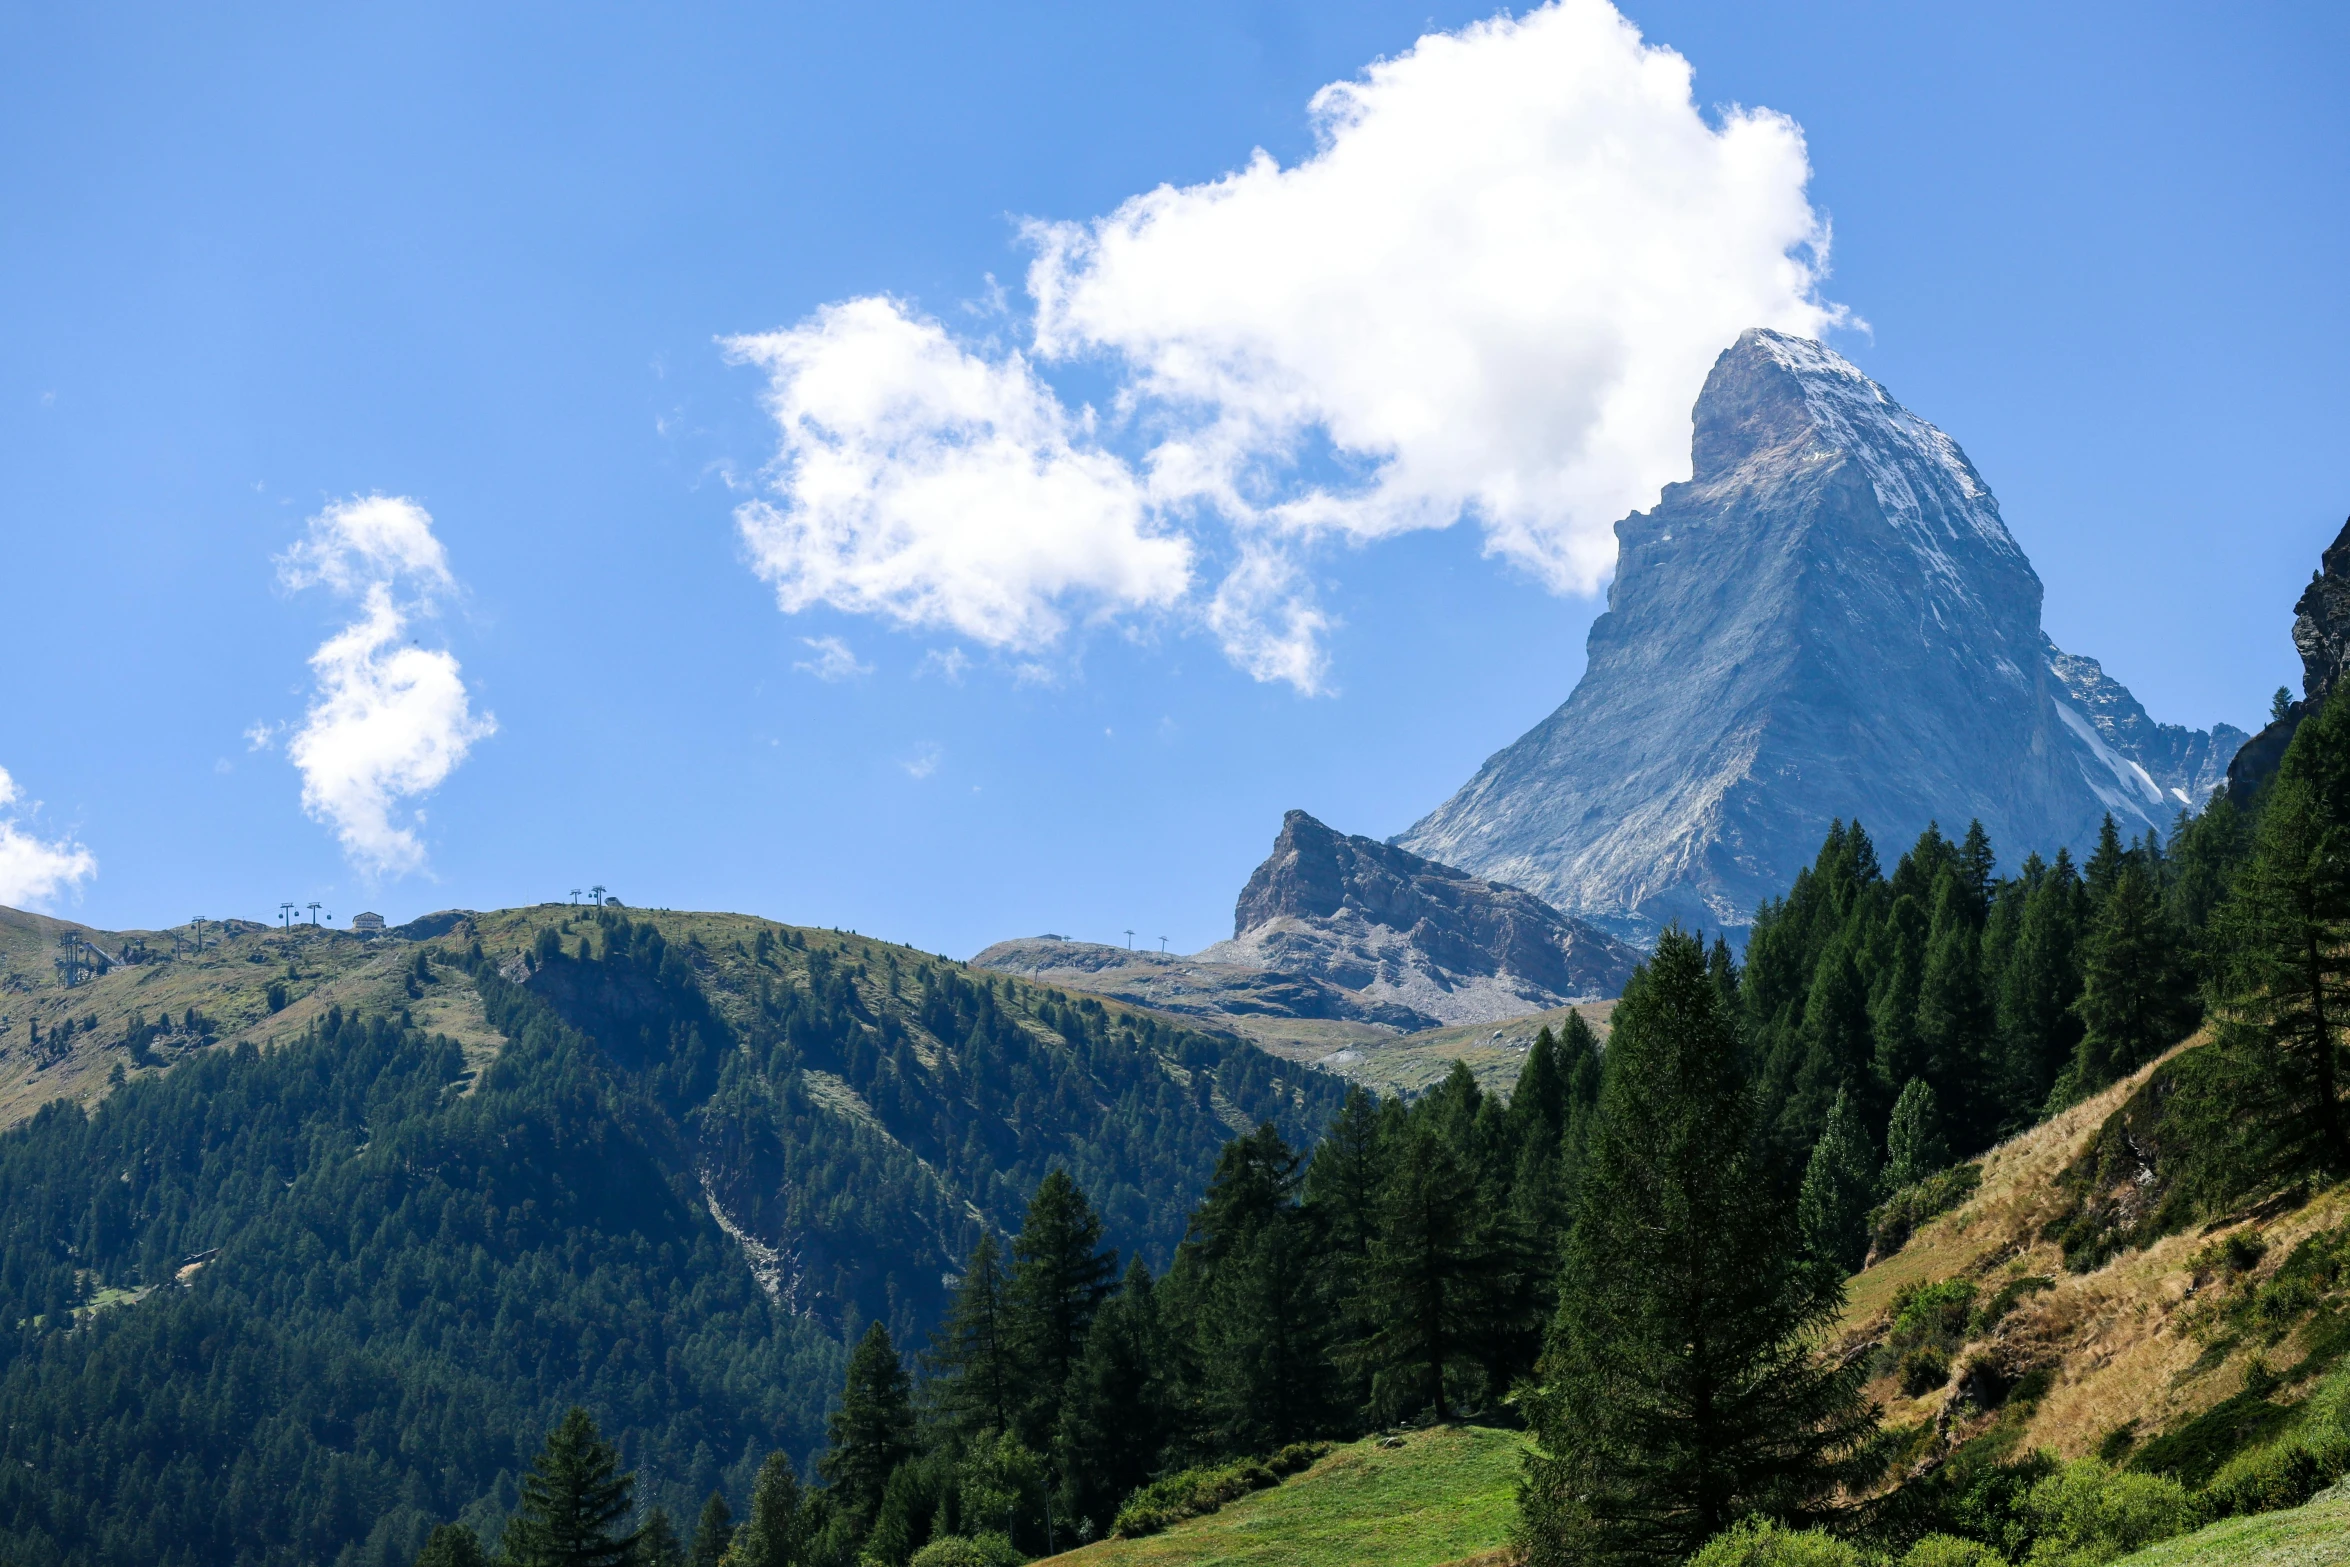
0,766 -> 96,908
794,634 -> 873,682
916,647 -> 970,683
901,743 -> 943,779
275,496 -> 495,879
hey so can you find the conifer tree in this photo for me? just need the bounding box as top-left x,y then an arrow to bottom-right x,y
820,1322 -> 916,1530
688,1493 -> 734,1567
1006,1169 -> 1117,1448
721,1453 -> 814,1567
1997,850 -> 2085,1119
930,1234 -> 1019,1438
1347,1118 -> 1499,1423
414,1524 -> 489,1567
1522,931 -> 1874,1567
1782,939 -> 1873,1156
2068,854 -> 2192,1096
501,1408 -> 640,1567
639,1509 -> 686,1567
1055,1258 -> 1171,1534
1196,1199 -> 1331,1451
1883,1078 -> 1949,1192
2086,814 -> 2129,904
2214,691 -> 2350,1170
1958,821 -> 1997,916
1916,882 -> 1995,1142
1796,1088 -> 1878,1275
1303,1086 -> 1388,1263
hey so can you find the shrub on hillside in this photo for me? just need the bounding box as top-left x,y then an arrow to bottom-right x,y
1871,1165 -> 1984,1260
1901,1536 -> 2007,1567
1686,1518 -> 1871,1567
2015,1459 -> 2200,1566
1106,1443 -> 1327,1539
907,1533 -> 1020,1567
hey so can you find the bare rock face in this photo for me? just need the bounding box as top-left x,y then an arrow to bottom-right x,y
973,811 -> 1641,1040
2224,514 -> 2350,801
2294,519 -> 2350,708
1401,329 -> 2245,940
1195,810 -> 1640,1024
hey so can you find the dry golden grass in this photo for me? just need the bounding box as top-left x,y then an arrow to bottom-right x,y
1835,1030 -> 2349,1462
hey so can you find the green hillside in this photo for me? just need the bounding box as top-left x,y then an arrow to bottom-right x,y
2112,1492 -> 2350,1567
1041,1425 -> 1523,1567
0,903 -> 1345,1567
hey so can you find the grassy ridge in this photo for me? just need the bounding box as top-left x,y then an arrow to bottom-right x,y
1042,1425 -> 1524,1567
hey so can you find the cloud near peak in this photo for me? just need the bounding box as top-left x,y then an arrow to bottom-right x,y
728,0 -> 1838,691
278,497 -> 494,878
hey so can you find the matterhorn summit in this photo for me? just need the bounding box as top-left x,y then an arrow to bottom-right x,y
1401,329 -> 2246,941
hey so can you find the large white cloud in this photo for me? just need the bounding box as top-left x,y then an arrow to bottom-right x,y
0,767 -> 96,908
726,298 -> 1192,651
277,497 -> 495,877
730,0 -> 1836,689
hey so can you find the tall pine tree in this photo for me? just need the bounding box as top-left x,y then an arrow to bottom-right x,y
500,1409 -> 640,1567
1523,931 -> 1874,1567
1006,1169 -> 1118,1449
2214,690 -> 2350,1170
820,1322 -> 916,1532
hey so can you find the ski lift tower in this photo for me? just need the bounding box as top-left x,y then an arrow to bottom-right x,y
307,902 -> 323,928
279,902 -> 297,932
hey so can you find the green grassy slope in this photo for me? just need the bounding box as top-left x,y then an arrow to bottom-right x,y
2113,1492 -> 2350,1567
1041,1425 -> 1525,1567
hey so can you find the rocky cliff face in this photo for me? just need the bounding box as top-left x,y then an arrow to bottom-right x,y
1401,329 -> 2245,941
1196,810 -> 1639,1023
976,810 -> 1641,1039
2294,518 -> 2350,708
2223,514 -> 2350,800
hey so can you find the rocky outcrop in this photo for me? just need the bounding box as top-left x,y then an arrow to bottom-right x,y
1200,810 -> 1638,1022
975,811 -> 1641,1038
2294,518 -> 2350,708
2224,514 -> 2350,801
1401,330 -> 2245,940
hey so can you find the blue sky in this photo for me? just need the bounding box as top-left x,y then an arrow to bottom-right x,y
3,0 -> 2344,956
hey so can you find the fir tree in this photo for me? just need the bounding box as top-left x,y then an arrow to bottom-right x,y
1883,1077 -> 1949,1192
1054,1258 -> 1171,1535
1006,1169 -> 1118,1448
929,1234 -> 1020,1438
2213,691 -> 2350,1170
1347,1119 -> 1501,1423
688,1493 -> 735,1567
1996,850 -> 2085,1120
501,1408 -> 640,1567
1522,931 -> 1875,1567
1796,1088 -> 1878,1276
2067,854 -> 2192,1096
414,1524 -> 489,1567
720,1452 -> 814,1567
638,1509 -> 686,1567
1915,882 -> 1995,1143
1783,938 -> 1874,1156
820,1322 -> 917,1531
1303,1086 -> 1388,1263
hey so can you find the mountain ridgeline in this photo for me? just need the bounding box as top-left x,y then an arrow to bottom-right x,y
1403,329 -> 2248,942
976,811 -> 1640,1053
0,908 -> 1342,1567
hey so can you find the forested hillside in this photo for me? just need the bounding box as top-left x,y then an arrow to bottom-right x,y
0,911 -> 1342,1567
